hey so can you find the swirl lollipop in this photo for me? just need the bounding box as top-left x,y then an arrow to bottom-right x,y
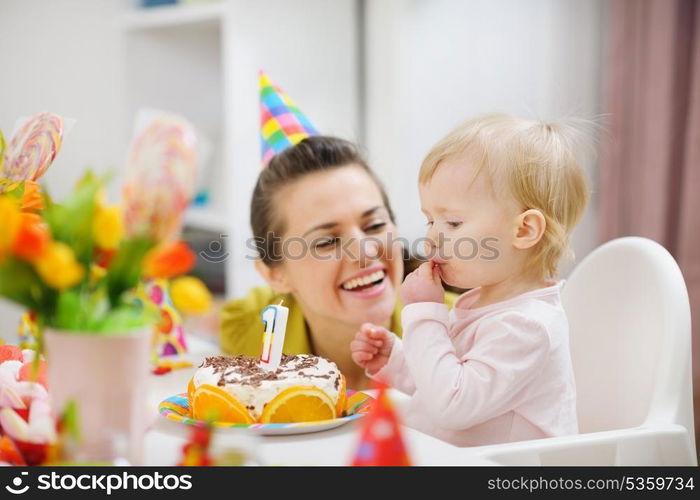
3,113 -> 63,357
122,112 -> 198,242
1,112 -> 64,183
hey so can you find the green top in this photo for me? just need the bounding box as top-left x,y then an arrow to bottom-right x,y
219,286 -> 458,356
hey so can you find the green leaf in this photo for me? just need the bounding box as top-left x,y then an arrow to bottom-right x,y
91,304 -> 157,333
0,259 -> 49,311
1,181 -> 24,200
42,171 -> 102,266
47,284 -> 156,333
82,287 -> 110,329
104,237 -> 155,308
54,289 -> 83,330
61,400 -> 81,443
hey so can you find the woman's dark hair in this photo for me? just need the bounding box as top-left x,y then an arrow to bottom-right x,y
251,136 -> 395,266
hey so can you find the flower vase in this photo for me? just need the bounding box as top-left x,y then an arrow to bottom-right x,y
44,327 -> 151,464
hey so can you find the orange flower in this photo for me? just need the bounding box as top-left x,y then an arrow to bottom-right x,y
12,213 -> 50,263
94,247 -> 116,269
143,241 -> 196,280
20,181 -> 43,213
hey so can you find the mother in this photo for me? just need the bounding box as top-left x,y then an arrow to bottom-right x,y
220,136 -> 454,390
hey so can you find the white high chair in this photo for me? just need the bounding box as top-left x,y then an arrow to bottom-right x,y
476,237 -> 697,465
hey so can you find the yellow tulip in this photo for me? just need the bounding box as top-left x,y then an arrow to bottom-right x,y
94,205 -> 124,250
90,263 -> 107,283
170,276 -> 212,315
95,187 -> 107,210
35,242 -> 85,291
0,197 -> 21,262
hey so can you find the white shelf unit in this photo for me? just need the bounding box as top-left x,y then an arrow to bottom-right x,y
121,2 -> 225,31
120,0 -> 361,298
183,206 -> 229,234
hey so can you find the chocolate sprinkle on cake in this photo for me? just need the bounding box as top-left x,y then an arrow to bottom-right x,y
200,354 -> 340,389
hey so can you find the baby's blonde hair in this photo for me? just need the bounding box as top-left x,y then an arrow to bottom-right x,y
419,113 -> 591,279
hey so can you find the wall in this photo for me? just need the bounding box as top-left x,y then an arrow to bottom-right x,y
365,0 -> 604,276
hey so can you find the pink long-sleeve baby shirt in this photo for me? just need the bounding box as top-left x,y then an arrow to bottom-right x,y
370,281 -> 578,447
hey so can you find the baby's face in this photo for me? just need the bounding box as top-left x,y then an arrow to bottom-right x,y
419,157 -> 524,290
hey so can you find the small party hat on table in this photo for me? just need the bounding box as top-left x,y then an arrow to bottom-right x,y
351,383 -> 411,466
139,279 -> 189,373
259,71 -> 319,166
18,310 -> 40,350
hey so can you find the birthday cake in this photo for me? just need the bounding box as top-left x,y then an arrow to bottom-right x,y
188,354 -> 346,424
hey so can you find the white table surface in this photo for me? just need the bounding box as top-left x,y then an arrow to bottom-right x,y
143,335 -> 495,466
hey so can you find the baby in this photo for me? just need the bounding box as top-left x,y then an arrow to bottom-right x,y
351,113 -> 590,446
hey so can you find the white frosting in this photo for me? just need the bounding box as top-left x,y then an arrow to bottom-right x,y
192,355 -> 342,420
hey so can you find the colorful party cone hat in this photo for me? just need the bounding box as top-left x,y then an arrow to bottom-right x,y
259,71 -> 319,166
351,383 -> 412,466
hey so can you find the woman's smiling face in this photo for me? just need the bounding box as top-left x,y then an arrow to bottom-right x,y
265,165 -> 403,328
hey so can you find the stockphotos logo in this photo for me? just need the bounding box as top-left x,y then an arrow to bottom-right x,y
5,471 -> 29,495
199,233 -> 229,263
4,470 -> 193,496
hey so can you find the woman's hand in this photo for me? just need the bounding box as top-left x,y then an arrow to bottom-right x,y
350,323 -> 395,375
400,261 -> 445,305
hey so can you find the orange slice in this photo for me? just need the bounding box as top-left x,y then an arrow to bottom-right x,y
335,375 -> 346,418
259,386 -> 335,423
187,378 -> 195,405
191,384 -> 254,424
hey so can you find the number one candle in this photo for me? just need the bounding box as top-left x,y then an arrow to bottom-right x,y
260,300 -> 289,371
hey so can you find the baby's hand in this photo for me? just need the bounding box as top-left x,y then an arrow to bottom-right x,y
400,261 -> 445,305
350,323 -> 395,375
